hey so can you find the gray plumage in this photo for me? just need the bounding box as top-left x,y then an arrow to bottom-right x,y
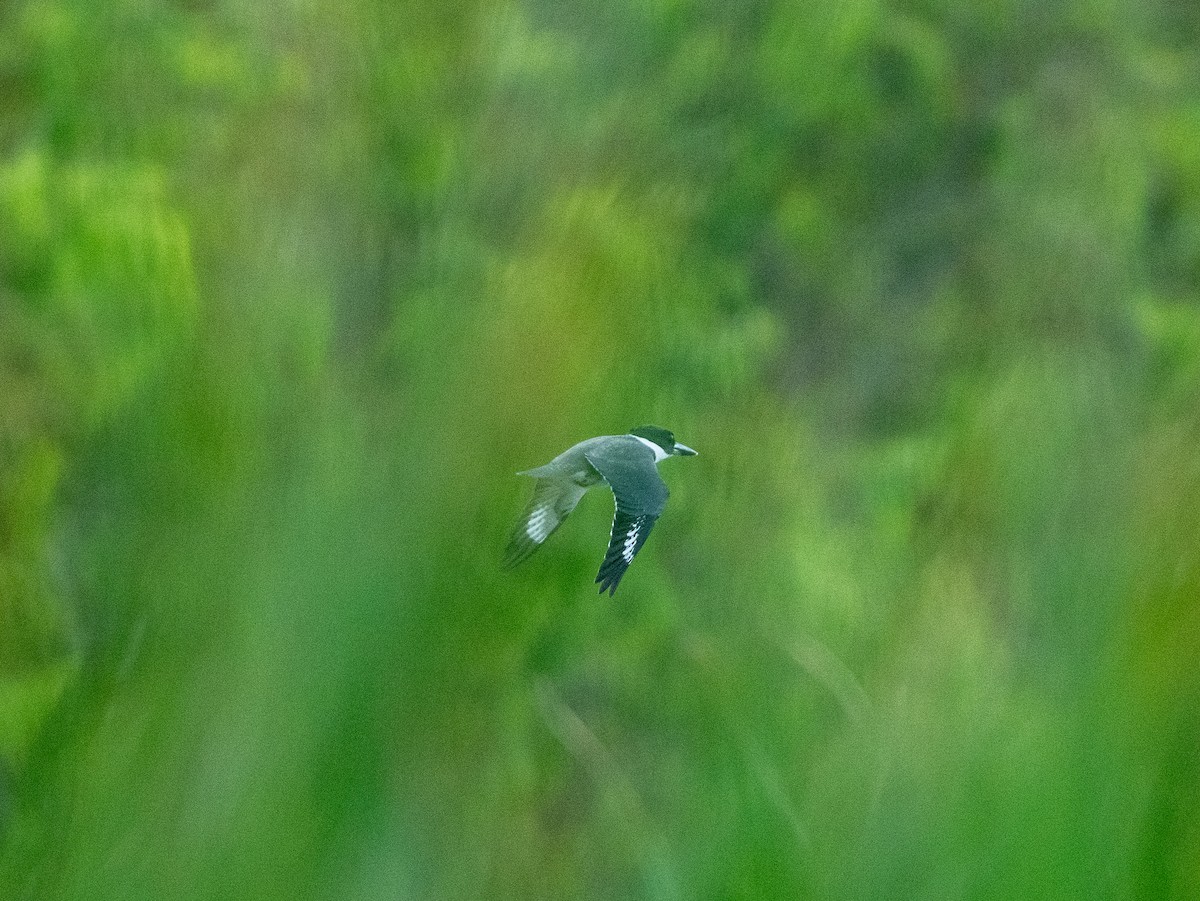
505,426 -> 696,595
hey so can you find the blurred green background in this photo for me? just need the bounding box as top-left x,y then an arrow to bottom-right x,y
1,0 -> 1199,898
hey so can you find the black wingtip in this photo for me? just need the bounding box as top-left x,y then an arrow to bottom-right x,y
504,538 -> 537,570
595,572 -> 622,596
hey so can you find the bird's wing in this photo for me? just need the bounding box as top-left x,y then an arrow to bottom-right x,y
505,477 -> 588,568
584,441 -> 669,595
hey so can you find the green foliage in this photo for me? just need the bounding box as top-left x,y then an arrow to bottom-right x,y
0,0 -> 1198,898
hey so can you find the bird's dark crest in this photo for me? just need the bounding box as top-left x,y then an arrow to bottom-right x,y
629,425 -> 675,453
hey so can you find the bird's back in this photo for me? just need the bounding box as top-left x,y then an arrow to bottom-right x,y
518,435 -> 634,480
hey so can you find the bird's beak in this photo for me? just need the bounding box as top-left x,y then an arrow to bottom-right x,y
673,443 -> 697,456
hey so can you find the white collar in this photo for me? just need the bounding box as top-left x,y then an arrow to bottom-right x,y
631,434 -> 669,463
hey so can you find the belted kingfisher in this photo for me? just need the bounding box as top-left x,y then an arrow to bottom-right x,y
506,426 -> 697,595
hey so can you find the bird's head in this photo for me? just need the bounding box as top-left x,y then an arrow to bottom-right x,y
629,425 -> 697,457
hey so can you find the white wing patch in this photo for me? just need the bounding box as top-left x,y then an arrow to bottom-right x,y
621,519 -> 641,563
526,506 -> 554,543
507,480 -> 589,569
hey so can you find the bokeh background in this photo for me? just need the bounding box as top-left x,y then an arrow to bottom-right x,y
1,0 -> 1199,898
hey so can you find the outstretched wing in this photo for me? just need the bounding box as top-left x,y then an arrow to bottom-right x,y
594,509 -> 658,596
505,478 -> 587,568
585,440 -> 669,596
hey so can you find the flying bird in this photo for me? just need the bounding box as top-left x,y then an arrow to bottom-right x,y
505,426 -> 697,595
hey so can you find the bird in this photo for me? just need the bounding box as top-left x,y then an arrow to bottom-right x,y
505,426 -> 697,595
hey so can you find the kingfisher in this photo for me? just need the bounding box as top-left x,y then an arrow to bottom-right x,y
505,426 -> 697,595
